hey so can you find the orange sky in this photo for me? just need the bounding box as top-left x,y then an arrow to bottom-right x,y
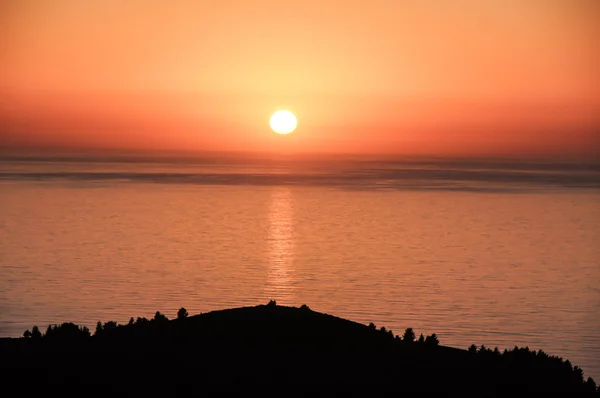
1,0 -> 598,157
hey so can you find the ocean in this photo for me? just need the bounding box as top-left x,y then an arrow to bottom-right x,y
1,154 -> 599,379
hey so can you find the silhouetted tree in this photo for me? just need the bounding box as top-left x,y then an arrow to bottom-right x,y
128,317 -> 135,326
42,322 -> 88,341
380,326 -> 387,333
537,349 -> 548,359
45,324 -> 54,337
154,311 -> 168,322
402,328 -> 415,342
584,377 -> 597,392
417,333 -> 425,344
424,333 -> 439,346
368,322 -> 376,330
177,307 -> 188,320
103,321 -> 118,332
300,304 -> 310,311
468,344 -> 477,353
267,300 -> 277,307
23,329 -> 31,338
80,326 -> 90,338
29,325 -> 42,340
94,321 -> 103,336
573,366 -> 584,383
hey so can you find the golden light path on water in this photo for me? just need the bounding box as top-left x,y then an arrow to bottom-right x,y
265,187 -> 296,302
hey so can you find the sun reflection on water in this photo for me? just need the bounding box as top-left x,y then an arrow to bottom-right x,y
265,187 -> 296,303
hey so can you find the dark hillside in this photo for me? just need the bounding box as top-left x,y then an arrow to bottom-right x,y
1,303 -> 598,396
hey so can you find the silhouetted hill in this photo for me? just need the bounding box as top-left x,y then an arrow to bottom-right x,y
1,302 -> 598,396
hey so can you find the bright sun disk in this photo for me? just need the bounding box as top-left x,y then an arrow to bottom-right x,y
270,110 -> 297,134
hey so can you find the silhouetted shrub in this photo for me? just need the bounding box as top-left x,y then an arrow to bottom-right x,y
177,307 -> 189,320
300,304 -> 311,311
402,328 -> 415,342
267,300 -> 277,307
424,334 -> 439,346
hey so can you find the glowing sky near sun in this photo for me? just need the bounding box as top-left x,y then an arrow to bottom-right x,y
0,0 -> 598,156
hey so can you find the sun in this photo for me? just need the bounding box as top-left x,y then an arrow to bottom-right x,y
270,110 -> 297,134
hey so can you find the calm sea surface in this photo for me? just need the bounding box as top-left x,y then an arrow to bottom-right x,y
1,156 -> 599,379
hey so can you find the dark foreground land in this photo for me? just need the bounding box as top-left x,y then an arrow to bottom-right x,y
1,302 -> 598,396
